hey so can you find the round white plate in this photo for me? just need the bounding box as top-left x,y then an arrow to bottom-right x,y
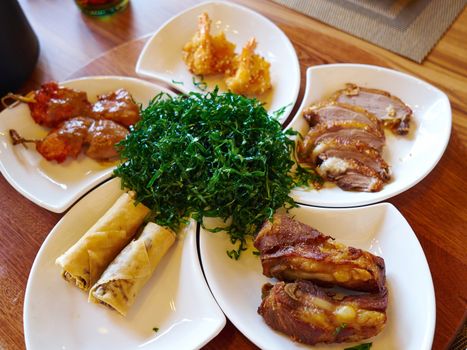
200,203 -> 435,350
135,0 -> 300,123
24,177 -> 226,350
0,76 -> 171,213
287,64 -> 451,207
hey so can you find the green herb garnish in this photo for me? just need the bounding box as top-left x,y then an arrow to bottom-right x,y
152,327 -> 159,332
192,75 -> 207,91
344,343 -> 372,350
334,322 -> 347,335
171,79 -> 184,85
115,88 -> 320,258
271,102 -> 293,120
252,250 -> 260,256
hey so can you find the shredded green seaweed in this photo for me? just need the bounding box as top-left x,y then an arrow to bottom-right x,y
115,89 -> 321,258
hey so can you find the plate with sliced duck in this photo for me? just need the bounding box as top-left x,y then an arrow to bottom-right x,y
199,204 -> 435,350
287,64 -> 451,207
0,76 -> 172,212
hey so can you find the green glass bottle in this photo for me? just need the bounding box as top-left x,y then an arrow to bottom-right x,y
74,0 -> 129,17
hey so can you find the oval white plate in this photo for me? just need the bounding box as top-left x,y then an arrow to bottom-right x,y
135,0 -> 300,123
200,203 -> 435,350
0,76 -> 171,213
287,64 -> 451,207
24,177 -> 225,350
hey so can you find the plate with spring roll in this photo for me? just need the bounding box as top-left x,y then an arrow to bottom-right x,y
287,64 -> 451,207
24,177 -> 226,350
135,1 -> 300,123
199,203 -> 435,349
0,76 -> 173,213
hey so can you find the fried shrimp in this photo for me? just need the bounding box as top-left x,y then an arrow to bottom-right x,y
225,38 -> 271,96
182,12 -> 236,75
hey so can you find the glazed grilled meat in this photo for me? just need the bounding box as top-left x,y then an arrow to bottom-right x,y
331,83 -> 412,135
36,117 -> 94,163
10,83 -> 140,164
85,119 -> 129,161
29,82 -> 91,128
34,117 -> 128,163
258,280 -> 388,345
254,214 -> 386,293
298,101 -> 389,192
91,88 -> 140,128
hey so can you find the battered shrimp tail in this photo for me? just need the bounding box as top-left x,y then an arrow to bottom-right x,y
225,37 -> 272,95
182,12 -> 236,76
198,12 -> 211,39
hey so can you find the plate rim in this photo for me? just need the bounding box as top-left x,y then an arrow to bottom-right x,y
0,75 -> 173,213
23,177 -> 226,350
198,201 -> 436,350
135,0 -> 301,121
286,63 -> 452,207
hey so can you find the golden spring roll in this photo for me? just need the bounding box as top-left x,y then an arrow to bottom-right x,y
55,192 -> 150,291
89,222 -> 176,316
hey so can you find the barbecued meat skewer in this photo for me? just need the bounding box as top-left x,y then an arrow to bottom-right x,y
22,82 -> 92,128
91,88 -> 140,128
254,214 -> 386,293
10,117 -> 128,163
3,83 -> 140,130
258,280 -> 388,345
330,83 -> 412,135
85,119 -> 129,160
7,82 -> 141,163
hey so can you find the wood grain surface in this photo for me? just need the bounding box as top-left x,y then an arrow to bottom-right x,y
1,1 -> 466,349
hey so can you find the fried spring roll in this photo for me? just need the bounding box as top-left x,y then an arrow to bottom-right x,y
55,192 -> 150,291
254,214 -> 385,292
89,222 -> 176,316
258,280 -> 388,345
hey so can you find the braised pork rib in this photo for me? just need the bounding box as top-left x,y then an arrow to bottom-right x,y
258,280 -> 388,345
254,214 -> 386,293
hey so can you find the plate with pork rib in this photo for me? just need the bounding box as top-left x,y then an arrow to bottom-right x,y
199,204 -> 435,350
287,64 -> 451,207
0,76 -> 172,212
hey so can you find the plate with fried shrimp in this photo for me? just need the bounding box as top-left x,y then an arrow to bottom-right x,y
0,76 -> 172,212
135,1 -> 300,123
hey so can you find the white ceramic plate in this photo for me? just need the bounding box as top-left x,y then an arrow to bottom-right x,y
200,203 -> 435,349
287,64 -> 451,207
135,0 -> 300,123
0,76 -> 171,213
24,178 -> 226,350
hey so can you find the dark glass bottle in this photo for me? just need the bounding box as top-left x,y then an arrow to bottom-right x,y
0,0 -> 40,96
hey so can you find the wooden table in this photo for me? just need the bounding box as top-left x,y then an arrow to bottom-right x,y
1,1 -> 466,349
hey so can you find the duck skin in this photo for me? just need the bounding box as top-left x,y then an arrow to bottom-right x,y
330,83 -> 412,135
